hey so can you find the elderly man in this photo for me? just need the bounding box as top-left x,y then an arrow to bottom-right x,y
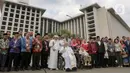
48,35 -> 60,70
59,42 -> 77,72
0,33 -> 9,71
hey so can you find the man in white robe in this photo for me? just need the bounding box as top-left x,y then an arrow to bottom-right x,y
48,35 -> 60,70
59,42 -> 77,72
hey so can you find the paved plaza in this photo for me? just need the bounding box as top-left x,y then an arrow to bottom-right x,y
3,67 -> 130,73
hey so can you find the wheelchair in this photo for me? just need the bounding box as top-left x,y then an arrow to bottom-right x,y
57,53 -> 65,70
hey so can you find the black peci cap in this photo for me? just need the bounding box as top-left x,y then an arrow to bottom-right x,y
3,33 -> 8,35
35,33 -> 41,37
14,32 -> 19,35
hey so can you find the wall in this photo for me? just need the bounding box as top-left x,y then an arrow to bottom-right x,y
107,11 -> 130,38
97,7 -> 110,37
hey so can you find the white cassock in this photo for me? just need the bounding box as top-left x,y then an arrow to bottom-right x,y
59,46 -> 77,69
48,39 -> 60,69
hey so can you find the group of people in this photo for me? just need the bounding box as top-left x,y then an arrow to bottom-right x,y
0,31 -> 130,72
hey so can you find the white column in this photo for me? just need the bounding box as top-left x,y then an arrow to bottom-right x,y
80,17 -> 83,38
11,4 -> 17,37
23,7 -> 27,35
28,8 -> 32,31
46,19 -> 48,33
73,19 -> 76,35
84,10 -> 88,40
51,21 -> 54,33
93,7 -> 99,36
42,19 -> 45,36
71,20 -> 74,34
0,3 -> 5,30
5,4 -> 11,33
54,22 -> 57,32
63,23 -> 65,30
76,18 -> 79,35
38,11 -> 41,33
33,10 -> 37,36
67,21 -> 70,32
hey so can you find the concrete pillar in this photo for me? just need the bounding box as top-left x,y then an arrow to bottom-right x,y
11,4 -> 17,36
73,19 -> 76,34
33,9 -> 37,36
5,4 -> 11,33
51,21 -> 54,33
38,11 -> 41,33
0,3 -> 5,31
84,10 -> 89,40
28,8 -> 32,32
46,19 -> 48,33
80,17 -> 83,38
42,19 -> 45,36
76,18 -> 79,35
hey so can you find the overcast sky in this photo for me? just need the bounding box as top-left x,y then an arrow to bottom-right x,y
8,0 -> 130,26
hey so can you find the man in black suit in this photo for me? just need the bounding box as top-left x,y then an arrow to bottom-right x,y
96,36 -> 105,68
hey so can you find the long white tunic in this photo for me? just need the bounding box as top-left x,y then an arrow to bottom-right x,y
48,39 -> 60,69
59,46 -> 77,69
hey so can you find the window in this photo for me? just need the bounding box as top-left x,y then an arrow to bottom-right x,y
9,18 -> 13,21
35,26 -> 38,29
4,12 -> 8,16
22,6 -> 26,10
22,11 -> 25,14
31,26 -> 33,29
11,9 -> 14,12
6,3 -> 9,7
27,12 -> 30,15
25,29 -> 28,32
10,13 -> 14,17
25,25 -> 29,28
3,17 -> 7,21
36,18 -> 39,21
16,10 -> 20,13
20,24 -> 23,27
15,19 -> 18,22
26,16 -> 29,20
5,8 -> 9,11
21,15 -> 25,19
27,8 -> 30,11
8,22 -> 12,26
37,14 -> 39,17
17,6 -> 20,9
26,21 -> 29,24
13,28 -> 17,31
32,13 -> 35,16
31,17 -> 34,20
16,14 -> 19,18
2,22 -> 6,25
20,20 -> 24,23
11,4 -> 15,8
36,23 -> 39,25
1,26 -> 5,29
8,27 -> 11,30
14,23 -> 18,27
31,22 -> 34,25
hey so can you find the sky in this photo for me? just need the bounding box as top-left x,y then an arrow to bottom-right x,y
3,0 -> 130,26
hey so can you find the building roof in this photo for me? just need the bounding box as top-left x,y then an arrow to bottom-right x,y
42,17 -> 61,23
80,3 -> 101,12
4,0 -> 46,15
61,13 -> 84,22
107,8 -> 130,32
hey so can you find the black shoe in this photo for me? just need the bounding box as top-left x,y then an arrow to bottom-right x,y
65,68 -> 71,72
72,67 -> 77,71
7,69 -> 11,72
